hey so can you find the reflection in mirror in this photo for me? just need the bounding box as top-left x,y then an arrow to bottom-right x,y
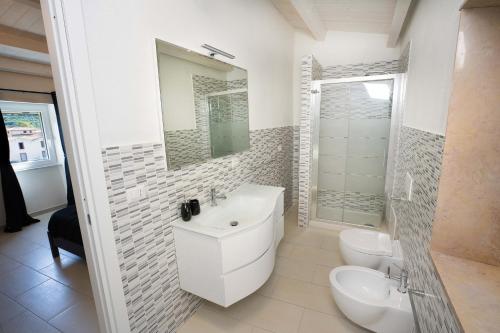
155,40 -> 250,169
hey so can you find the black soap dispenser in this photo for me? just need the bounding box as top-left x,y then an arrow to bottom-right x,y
180,199 -> 192,222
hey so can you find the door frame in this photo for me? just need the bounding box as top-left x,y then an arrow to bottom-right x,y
40,1 -> 129,332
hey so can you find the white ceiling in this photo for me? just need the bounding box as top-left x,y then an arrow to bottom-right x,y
272,0 -> 399,35
313,0 -> 397,34
0,0 -> 45,36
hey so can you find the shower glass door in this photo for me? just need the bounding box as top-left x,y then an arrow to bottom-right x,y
312,76 -> 395,227
207,90 -> 250,158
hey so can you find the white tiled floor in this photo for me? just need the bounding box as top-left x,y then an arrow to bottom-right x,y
178,206 -> 369,333
0,211 -> 99,333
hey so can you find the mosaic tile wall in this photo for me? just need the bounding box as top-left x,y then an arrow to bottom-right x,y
298,55 -> 322,227
164,76 -> 248,169
392,126 -> 462,333
317,190 -> 384,214
298,57 -> 399,227
164,129 -> 202,167
292,125 -> 299,204
322,59 -> 400,79
101,126 -> 294,332
319,82 -> 392,120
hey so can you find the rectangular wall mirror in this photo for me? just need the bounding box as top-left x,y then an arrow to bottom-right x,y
155,39 -> 250,169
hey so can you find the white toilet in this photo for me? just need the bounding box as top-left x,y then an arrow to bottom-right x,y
339,229 -> 403,273
329,266 -> 414,333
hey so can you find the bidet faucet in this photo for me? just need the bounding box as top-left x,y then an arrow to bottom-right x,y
386,264 -> 409,293
210,188 -> 226,206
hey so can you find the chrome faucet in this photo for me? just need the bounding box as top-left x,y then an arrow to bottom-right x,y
210,188 -> 226,206
386,265 -> 409,293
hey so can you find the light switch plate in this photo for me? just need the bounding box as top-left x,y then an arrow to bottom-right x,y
127,185 -> 147,203
404,172 -> 413,201
127,188 -> 141,203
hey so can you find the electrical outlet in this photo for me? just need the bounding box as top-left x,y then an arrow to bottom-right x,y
404,172 -> 413,201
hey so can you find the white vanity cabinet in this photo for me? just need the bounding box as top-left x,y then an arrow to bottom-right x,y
172,184 -> 284,307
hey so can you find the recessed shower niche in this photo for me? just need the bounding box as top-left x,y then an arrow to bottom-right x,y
155,40 -> 250,169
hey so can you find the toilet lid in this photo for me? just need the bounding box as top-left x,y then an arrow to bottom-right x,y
340,229 -> 393,256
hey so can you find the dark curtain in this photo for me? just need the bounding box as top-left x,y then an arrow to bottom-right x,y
0,108 -> 39,232
51,92 -> 75,206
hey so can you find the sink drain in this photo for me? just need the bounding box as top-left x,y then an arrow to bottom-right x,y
230,221 -> 239,227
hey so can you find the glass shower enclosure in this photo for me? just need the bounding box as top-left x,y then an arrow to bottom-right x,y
207,89 -> 250,158
310,75 -> 399,228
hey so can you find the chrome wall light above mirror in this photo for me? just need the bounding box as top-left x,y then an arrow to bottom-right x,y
155,39 -> 250,169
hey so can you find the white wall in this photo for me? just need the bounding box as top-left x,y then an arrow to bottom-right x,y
0,165 -> 67,227
293,31 -> 401,125
81,0 -> 294,147
17,165 -> 67,214
398,0 -> 462,135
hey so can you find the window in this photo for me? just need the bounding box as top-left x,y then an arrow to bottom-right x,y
1,101 -> 62,171
3,111 -> 49,163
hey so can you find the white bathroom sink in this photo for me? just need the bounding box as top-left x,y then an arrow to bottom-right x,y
172,184 -> 279,238
172,183 -> 285,307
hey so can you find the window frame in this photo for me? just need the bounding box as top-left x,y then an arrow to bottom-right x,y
0,100 -> 64,172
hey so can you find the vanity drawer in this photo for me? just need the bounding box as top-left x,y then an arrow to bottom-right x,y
219,214 -> 275,274
222,242 -> 275,306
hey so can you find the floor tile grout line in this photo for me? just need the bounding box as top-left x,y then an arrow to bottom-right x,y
257,280 -> 349,320
273,270 -> 332,288
1,253 -> 92,319
1,284 -> 87,328
0,267 -> 92,331
295,307 -> 305,333
0,294 -> 63,332
0,253 -> 92,299
0,212 -> 95,333
12,276 -> 87,314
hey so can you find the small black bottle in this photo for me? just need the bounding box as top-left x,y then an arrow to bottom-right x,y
180,200 -> 192,221
189,199 -> 200,216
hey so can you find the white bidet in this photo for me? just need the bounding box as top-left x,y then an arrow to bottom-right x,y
329,266 -> 414,333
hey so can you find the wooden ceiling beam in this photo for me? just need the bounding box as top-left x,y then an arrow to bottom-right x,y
291,0 -> 327,40
387,0 -> 412,48
12,0 -> 41,9
0,24 -> 48,53
0,55 -> 52,77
